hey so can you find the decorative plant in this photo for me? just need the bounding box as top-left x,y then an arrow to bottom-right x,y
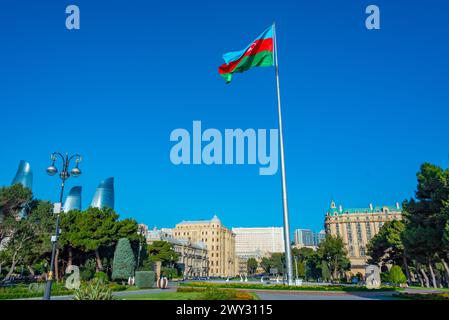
73,279 -> 115,300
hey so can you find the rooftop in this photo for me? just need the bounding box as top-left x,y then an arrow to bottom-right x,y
327,200 -> 402,215
177,214 -> 221,225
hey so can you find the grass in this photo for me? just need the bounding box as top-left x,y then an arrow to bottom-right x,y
409,286 -> 449,292
180,281 -> 402,292
394,292 -> 449,300
121,287 -> 259,300
121,292 -> 204,300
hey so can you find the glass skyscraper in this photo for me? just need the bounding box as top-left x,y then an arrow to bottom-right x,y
11,160 -> 33,190
294,229 -> 326,247
90,177 -> 114,210
64,186 -> 82,212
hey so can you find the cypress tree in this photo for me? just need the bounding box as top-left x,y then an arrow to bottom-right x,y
112,238 -> 135,281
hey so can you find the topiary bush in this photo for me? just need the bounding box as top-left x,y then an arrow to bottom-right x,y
112,238 -> 135,282
388,266 -> 407,286
135,271 -> 155,288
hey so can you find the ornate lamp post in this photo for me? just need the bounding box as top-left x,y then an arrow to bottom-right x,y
43,152 -> 82,300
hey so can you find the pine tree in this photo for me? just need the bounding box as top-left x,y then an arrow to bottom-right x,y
112,238 -> 135,281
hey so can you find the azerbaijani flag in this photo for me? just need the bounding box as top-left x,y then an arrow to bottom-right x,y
218,25 -> 274,83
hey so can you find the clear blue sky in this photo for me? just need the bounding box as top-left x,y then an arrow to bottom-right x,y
1,1 -> 448,233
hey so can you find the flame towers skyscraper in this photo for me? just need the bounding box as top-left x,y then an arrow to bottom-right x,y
64,186 -> 82,212
11,160 -> 33,190
90,177 -> 114,210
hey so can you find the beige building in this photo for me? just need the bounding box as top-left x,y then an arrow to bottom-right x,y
145,227 -> 208,277
232,227 -> 285,256
173,215 -> 236,277
324,201 -> 402,276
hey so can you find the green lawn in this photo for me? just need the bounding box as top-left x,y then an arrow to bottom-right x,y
121,292 -> 204,300
409,286 -> 449,292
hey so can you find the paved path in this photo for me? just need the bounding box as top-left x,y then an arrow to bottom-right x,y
22,288 -> 177,300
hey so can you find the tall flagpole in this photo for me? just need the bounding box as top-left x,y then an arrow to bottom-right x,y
272,22 -> 294,285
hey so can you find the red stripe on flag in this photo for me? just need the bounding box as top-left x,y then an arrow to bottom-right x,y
218,38 -> 273,75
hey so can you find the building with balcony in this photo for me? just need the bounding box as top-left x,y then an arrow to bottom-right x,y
172,215 -> 236,277
144,226 -> 208,277
324,200 -> 402,276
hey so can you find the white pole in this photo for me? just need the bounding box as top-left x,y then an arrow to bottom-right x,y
272,22 -> 294,285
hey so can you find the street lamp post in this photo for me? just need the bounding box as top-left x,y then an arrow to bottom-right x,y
43,152 -> 82,300
136,225 -> 144,273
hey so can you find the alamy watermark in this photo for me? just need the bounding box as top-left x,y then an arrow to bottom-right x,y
169,121 -> 279,176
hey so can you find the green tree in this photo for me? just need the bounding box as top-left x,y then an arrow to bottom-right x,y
0,184 -> 32,243
146,241 -> 179,267
112,238 -> 135,281
317,235 -> 350,281
60,207 -> 139,272
270,253 -> 285,274
367,220 -> 411,282
321,260 -> 331,282
0,199 -> 55,281
403,163 -> 449,288
246,258 -> 258,275
388,265 -> 407,286
259,257 -> 271,274
295,260 -> 306,278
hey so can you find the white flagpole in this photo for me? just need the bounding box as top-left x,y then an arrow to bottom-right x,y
273,22 -> 294,285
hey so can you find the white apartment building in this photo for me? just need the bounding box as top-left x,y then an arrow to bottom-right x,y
232,227 -> 285,256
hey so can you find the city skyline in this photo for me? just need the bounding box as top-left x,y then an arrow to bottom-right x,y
1,1 -> 448,232
0,158 -> 433,232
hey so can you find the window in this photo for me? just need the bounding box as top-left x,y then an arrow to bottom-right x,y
359,246 -> 366,257
346,223 -> 353,243
366,222 -> 372,240
336,223 -> 340,237
356,222 -> 363,243
349,245 -> 355,256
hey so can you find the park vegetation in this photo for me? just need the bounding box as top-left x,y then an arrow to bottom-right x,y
367,163 -> 449,288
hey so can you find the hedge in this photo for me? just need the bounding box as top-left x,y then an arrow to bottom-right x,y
179,281 -> 400,292
135,271 -> 155,289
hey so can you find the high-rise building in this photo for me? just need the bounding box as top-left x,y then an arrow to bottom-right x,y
172,215 -> 236,277
232,227 -> 285,256
324,200 -> 402,275
64,186 -> 82,212
9,160 -> 33,219
91,177 -> 114,210
314,229 -> 326,245
11,160 -> 33,190
294,229 -> 325,249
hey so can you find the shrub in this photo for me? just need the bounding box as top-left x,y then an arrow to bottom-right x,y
388,266 -> 407,286
94,271 -> 109,283
135,271 -> 155,288
112,238 -> 135,281
161,267 -> 179,279
179,281 -> 399,292
108,283 -> 128,291
73,279 -> 115,300
80,258 -> 97,281
181,287 -> 256,300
